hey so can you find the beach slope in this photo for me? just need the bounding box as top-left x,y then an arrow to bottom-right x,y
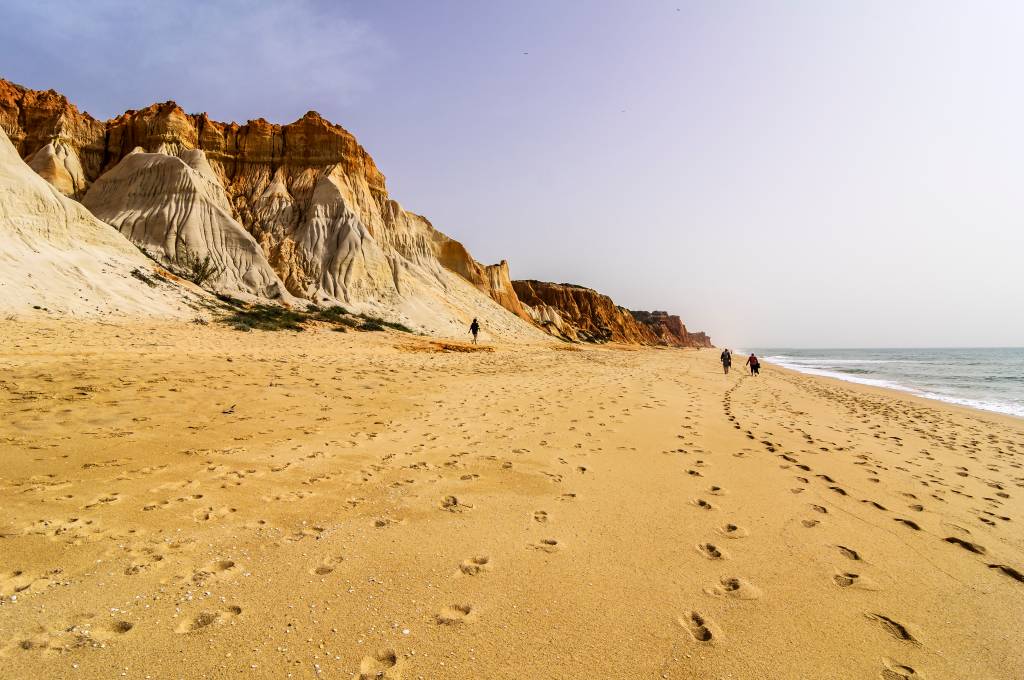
0,321 -> 1021,678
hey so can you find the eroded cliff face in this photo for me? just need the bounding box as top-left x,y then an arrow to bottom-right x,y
0,126 -> 202,317
629,310 -> 713,348
512,281 -> 713,347
512,280 -> 654,344
1,77 -> 711,344
0,78 -> 530,332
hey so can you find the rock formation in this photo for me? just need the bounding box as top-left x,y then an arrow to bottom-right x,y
0,79 -> 536,336
81,148 -> 288,300
511,280 -> 712,347
512,280 -> 644,344
629,310 -> 713,348
0,126 -> 202,317
1,77 -> 712,344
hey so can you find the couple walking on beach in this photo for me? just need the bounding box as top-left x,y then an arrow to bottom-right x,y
720,349 -> 760,376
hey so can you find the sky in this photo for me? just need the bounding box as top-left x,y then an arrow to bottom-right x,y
2,0 -> 1022,347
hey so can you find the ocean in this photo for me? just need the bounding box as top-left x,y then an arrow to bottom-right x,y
751,348 -> 1024,418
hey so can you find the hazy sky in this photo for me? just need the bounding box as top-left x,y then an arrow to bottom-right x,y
3,1 -> 1022,347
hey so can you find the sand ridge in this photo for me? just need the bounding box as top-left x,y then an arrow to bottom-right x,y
0,320 -> 1022,678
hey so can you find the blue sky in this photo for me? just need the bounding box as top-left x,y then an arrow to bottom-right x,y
3,1 -> 1022,346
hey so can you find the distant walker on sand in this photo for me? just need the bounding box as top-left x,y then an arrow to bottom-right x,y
746,353 -> 760,376
470,318 -> 480,344
720,348 -> 732,374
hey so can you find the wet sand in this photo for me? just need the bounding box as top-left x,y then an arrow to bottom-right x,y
1,320 -> 1022,679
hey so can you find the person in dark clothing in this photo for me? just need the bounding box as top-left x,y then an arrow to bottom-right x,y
470,318 -> 480,344
746,353 -> 760,376
720,348 -> 732,374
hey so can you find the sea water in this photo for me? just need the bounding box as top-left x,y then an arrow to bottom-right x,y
750,348 -> 1024,418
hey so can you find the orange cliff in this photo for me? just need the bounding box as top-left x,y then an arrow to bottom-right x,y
511,280 -> 712,348
0,78 -> 528,320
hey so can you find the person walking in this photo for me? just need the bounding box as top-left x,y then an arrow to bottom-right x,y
720,348 -> 732,374
746,352 -> 760,376
469,318 -> 480,344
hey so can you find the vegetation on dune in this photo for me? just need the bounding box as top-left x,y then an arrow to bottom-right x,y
216,300 -> 415,334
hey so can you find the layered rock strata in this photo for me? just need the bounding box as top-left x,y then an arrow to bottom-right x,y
0,79 -> 533,335
1,77 -> 711,344
629,309 -> 713,348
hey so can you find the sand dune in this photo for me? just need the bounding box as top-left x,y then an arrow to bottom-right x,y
0,321 -> 1021,679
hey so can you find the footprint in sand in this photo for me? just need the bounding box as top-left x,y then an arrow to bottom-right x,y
680,611 -> 717,642
692,498 -> 715,510
436,604 -> 476,625
106,620 -> 135,635
893,518 -> 921,531
192,506 -> 237,522
943,537 -> 986,554
533,510 -> 548,523
175,605 -> 242,633
880,659 -> 922,679
708,576 -> 762,599
530,538 -> 561,553
811,504 -> 828,514
717,523 -> 749,538
439,495 -> 473,512
459,556 -> 491,576
833,571 -> 879,590
697,542 -> 726,560
801,519 -> 820,528
988,564 -> 1024,583
358,648 -> 402,679
865,613 -> 918,643
834,572 -> 859,587
191,558 -> 239,584
310,555 -> 344,576
837,545 -> 862,561
83,492 -> 122,509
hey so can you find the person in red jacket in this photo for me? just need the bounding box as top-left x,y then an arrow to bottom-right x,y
746,353 -> 760,376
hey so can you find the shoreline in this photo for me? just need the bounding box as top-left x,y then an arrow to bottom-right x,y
758,356 -> 1024,424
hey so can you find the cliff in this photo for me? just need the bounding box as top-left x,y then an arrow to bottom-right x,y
0,78 -> 532,334
511,280 -> 712,347
629,310 -> 714,348
1,77 -> 711,345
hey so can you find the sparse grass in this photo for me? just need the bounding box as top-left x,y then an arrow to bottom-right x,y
222,304 -> 307,332
215,301 -> 414,334
175,247 -> 224,287
357,315 -> 413,333
314,305 -> 350,321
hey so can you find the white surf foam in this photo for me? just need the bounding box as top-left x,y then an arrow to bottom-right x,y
762,356 -> 1024,418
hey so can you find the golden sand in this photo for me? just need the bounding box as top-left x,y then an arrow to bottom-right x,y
1,321 -> 1021,679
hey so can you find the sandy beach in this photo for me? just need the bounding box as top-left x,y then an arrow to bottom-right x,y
1,321 -> 1021,679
